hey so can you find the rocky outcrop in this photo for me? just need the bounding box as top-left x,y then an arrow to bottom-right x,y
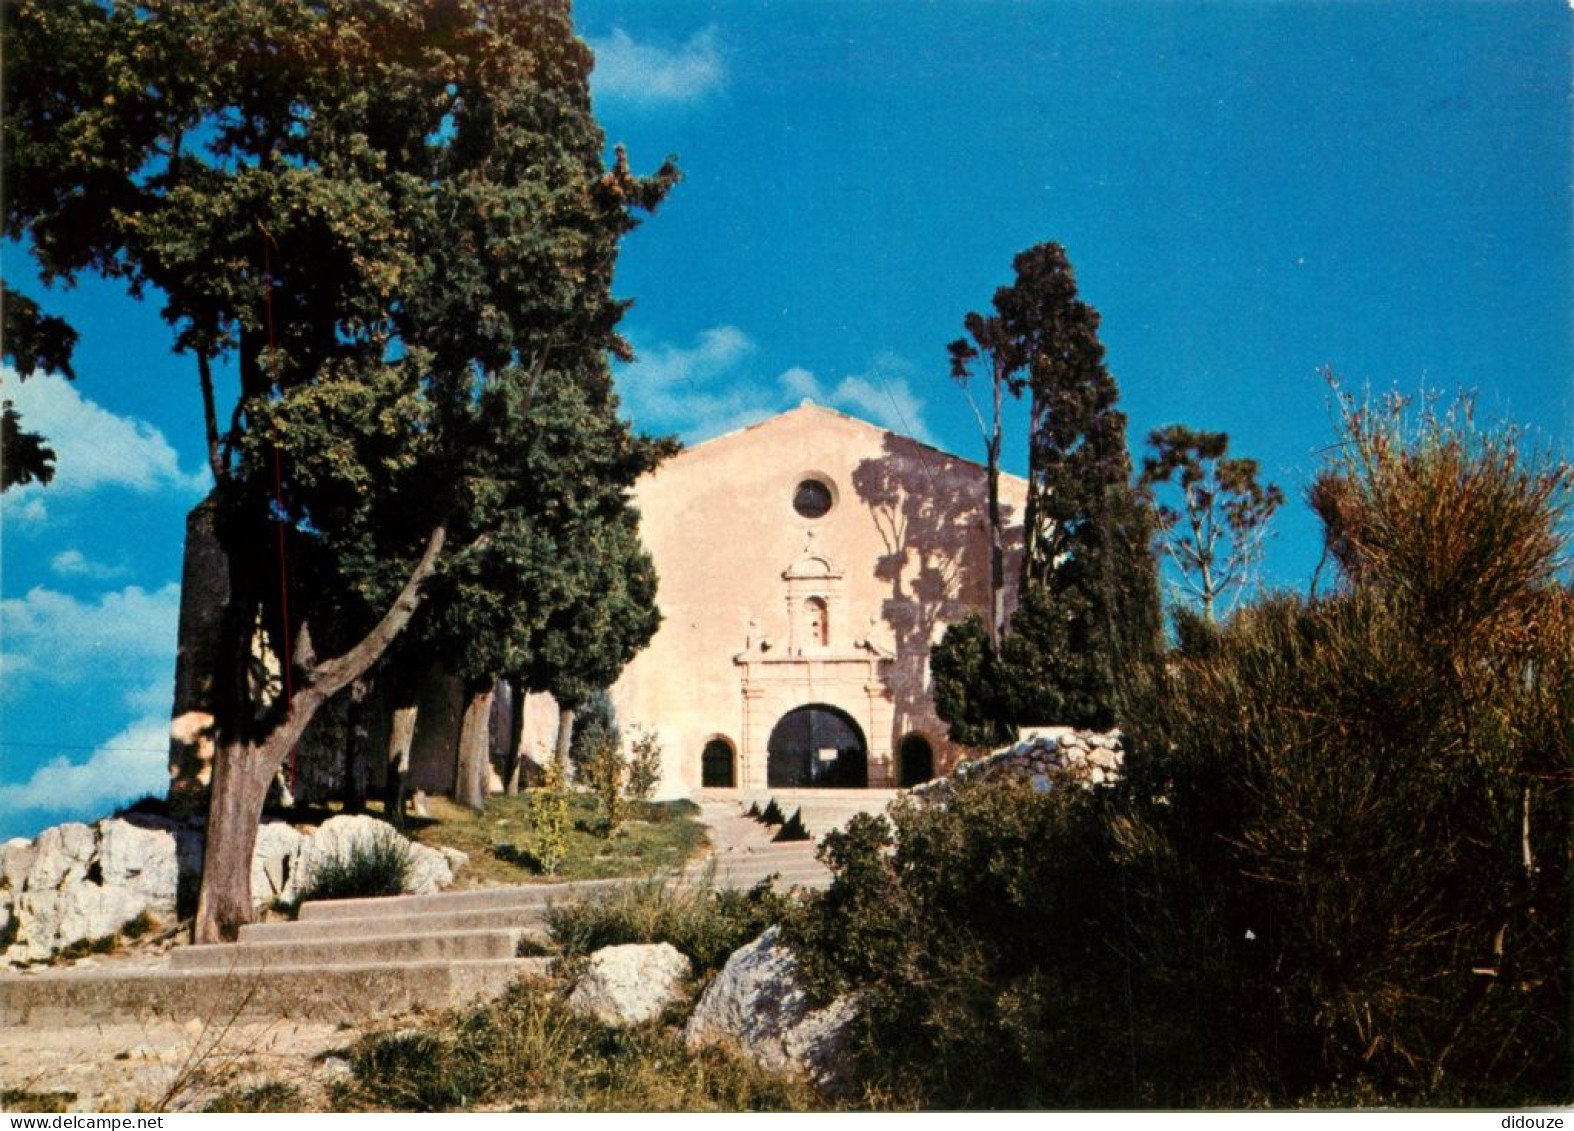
684,927 -> 859,1097
912,728 -> 1125,804
290,814 -> 462,900
567,942 -> 691,1026
2,813 -> 465,965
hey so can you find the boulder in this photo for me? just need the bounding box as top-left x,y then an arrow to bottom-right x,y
2,838 -> 36,892
96,818 -> 179,908
290,814 -> 456,899
11,880 -> 148,962
684,927 -> 860,1096
26,822 -> 96,890
568,942 -> 691,1026
251,821 -> 308,903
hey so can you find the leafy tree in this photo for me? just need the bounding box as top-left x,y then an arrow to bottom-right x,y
932,243 -> 1160,738
928,614 -> 1016,747
1140,424 -> 1284,621
1,285 -> 78,489
3,0 -> 675,940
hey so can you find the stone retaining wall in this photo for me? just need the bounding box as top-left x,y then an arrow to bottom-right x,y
910,728 -> 1124,804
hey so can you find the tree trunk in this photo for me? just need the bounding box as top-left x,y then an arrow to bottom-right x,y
454,685 -> 493,810
385,666 -> 421,824
555,704 -> 575,774
194,733 -> 290,942
501,677 -> 526,795
342,677 -> 372,814
193,525 -> 447,944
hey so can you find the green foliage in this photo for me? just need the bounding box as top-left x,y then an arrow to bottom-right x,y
1119,392 -> 1573,1105
549,877 -> 792,979
786,784 -> 1136,1107
204,1082 -> 302,1114
929,615 -> 1017,747
341,980 -> 819,1111
528,758 -> 571,876
299,827 -> 413,903
933,243 -> 1161,740
759,799 -> 786,826
1,1090 -> 76,1114
1140,424 -> 1285,621
568,691 -> 620,779
793,393 -> 1572,1108
580,737 -> 627,836
625,727 -> 664,805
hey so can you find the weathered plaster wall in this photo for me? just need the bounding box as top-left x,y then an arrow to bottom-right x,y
609,401 -> 1026,794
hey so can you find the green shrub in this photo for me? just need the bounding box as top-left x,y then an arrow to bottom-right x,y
759,799 -> 785,825
549,876 -> 791,979
341,980 -> 819,1112
786,781 -> 1135,1108
580,738 -> 627,835
204,1082 -> 302,1113
527,758 -> 571,875
299,825 -> 413,902
626,726 -> 663,805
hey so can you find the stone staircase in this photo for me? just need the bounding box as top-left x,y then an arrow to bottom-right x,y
2,794 -> 899,1030
686,790 -> 898,891
0,880 -> 619,1028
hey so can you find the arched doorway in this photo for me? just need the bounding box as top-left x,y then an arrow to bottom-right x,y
701,738 -> 736,788
767,704 -> 867,788
898,733 -> 934,787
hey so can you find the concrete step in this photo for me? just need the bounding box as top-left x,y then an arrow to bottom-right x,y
239,905 -> 551,944
1,958 -> 553,1028
172,928 -> 525,971
296,878 -> 625,922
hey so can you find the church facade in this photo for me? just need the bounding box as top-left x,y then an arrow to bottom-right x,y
588,401 -> 1027,794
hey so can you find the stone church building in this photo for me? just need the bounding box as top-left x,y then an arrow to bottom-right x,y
546,399 -> 1028,795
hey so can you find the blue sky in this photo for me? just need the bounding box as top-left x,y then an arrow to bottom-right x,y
2,1 -> 1569,840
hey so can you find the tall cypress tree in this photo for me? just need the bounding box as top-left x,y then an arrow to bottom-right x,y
933,244 -> 1160,739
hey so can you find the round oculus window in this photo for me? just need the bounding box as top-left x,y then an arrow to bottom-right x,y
793,478 -> 834,519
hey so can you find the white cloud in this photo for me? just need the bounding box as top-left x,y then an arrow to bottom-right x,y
589,27 -> 725,106
0,714 -> 170,825
617,327 -> 933,443
0,582 -> 181,707
1,369 -> 209,502
0,494 -> 48,527
49,549 -> 125,581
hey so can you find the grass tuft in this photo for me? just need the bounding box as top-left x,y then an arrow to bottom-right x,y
299,825 -> 413,902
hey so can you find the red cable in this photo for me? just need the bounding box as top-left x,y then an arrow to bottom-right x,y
262,237 -> 297,788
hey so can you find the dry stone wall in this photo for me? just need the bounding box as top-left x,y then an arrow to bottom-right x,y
1,813 -> 464,964
910,728 -> 1125,804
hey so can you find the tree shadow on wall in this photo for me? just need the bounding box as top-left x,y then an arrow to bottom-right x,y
850,434 -> 1021,756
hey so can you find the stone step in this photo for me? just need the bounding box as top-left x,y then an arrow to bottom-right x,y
296,878 -> 624,922
1,958 -> 553,1028
239,905 -> 551,944
172,928 -> 525,971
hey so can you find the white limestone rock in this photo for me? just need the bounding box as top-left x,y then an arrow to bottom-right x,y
291,814 -> 454,899
26,822 -> 97,890
11,880 -> 148,962
684,927 -> 860,1097
251,820 -> 308,903
2,838 -> 35,892
96,819 -> 179,908
568,942 -> 691,1026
